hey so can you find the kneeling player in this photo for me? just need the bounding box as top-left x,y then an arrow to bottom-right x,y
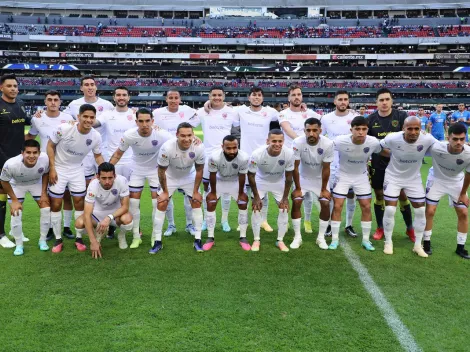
291,118 -> 334,250
204,135 -> 250,251
75,162 -> 133,259
0,140 -> 50,255
330,116 -> 383,251
424,124 -> 470,259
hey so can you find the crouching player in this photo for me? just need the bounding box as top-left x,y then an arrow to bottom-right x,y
0,140 -> 50,255
204,135 -> 250,251
75,162 -> 133,259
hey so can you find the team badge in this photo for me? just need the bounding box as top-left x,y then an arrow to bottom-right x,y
262,112 -> 267,117
179,112 -> 184,118
38,167 -> 44,174
88,192 -> 94,197
222,113 -> 227,119
457,159 -> 464,165
86,139 -> 92,146
151,140 -> 159,146
302,113 -> 307,119
363,147 -> 370,153
232,163 -> 238,169
278,160 -> 285,166
56,129 -> 63,137
417,145 -> 424,152
161,154 -> 167,159
250,160 -> 257,166
293,147 -> 298,151
111,189 -> 118,195
127,115 -> 133,121
391,120 -> 398,127
98,106 -> 103,112
189,152 -> 195,159
318,148 -> 324,155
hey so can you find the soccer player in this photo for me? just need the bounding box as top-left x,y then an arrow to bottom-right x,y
451,103 -> 470,141
424,123 -> 470,259
381,116 -> 436,257
417,107 -> 429,132
74,162 -> 133,258
428,104 -> 446,141
367,88 -> 415,242
151,122 -> 205,253
203,135 -> 250,251
321,90 -> 359,237
153,89 -> 200,237
109,108 -> 173,249
329,116 -> 382,251
359,106 -> 369,118
196,87 -> 239,232
248,129 -> 295,252
0,74 -> 31,248
47,104 -> 104,253
27,90 -> 75,240
0,140 -> 50,255
291,118 -> 333,250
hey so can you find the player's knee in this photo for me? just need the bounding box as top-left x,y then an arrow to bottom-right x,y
456,207 -> 468,220
206,192 -> 217,202
120,212 -> 133,224
374,189 -> 384,200
74,216 -> 84,229
425,205 -> 437,217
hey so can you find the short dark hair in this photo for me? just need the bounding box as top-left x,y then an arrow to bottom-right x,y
45,90 -> 61,99
418,106 -> 424,110
210,86 -> 224,93
22,139 -> 40,151
335,90 -> 349,98
0,74 -> 18,85
376,88 -> 393,100
304,117 -> 321,127
113,86 -> 129,95
268,129 -> 284,138
360,106 -> 366,109
231,99 -> 241,107
249,87 -> 264,96
288,85 -> 301,95
166,89 -> 180,96
80,76 -> 95,86
135,108 -> 152,119
98,162 -> 115,175
79,104 -> 96,115
351,116 -> 368,128
448,123 -> 467,136
177,122 -> 193,133
223,135 -> 238,144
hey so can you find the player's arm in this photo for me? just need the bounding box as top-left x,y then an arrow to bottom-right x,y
237,172 -> 246,196
279,170 -> 293,210
193,163 -> 204,201
280,121 -> 298,140
46,139 -> 58,185
113,195 -> 130,218
93,152 -> 104,166
156,165 -> 170,205
84,201 -> 102,259
320,162 -> 331,200
109,149 -> 124,165
248,171 -> 262,211
209,171 -> 217,195
39,172 -> 50,206
24,133 -> 35,141
458,172 -> 470,206
293,160 -> 301,190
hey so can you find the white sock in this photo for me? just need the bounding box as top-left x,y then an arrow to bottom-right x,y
331,220 -> 341,242
413,207 -> 426,247
63,209 -> 72,228
423,230 -> 432,241
383,206 -> 397,244
317,219 -> 329,242
292,218 -> 301,239
75,227 -> 85,241
120,221 -> 133,232
206,211 -> 216,238
152,209 -> 166,242
361,221 -> 372,242
165,198 -> 175,226
11,211 -> 23,246
39,207 -> 51,241
238,209 -> 248,238
312,192 -> 321,212
329,199 -> 334,218
457,232 -> 467,245
221,193 -> 230,223
184,196 -> 193,226
152,199 -> 158,229
277,209 -> 289,241
261,196 -> 269,222
51,211 -> 62,240
192,208 -> 203,240
346,197 -> 356,227
251,211 -> 261,241
303,192 -> 313,222
129,198 -> 141,238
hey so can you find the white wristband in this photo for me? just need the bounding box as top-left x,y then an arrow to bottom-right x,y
107,214 -> 114,221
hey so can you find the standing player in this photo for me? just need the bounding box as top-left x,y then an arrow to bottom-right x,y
153,89 -> 199,237
0,140 -> 50,255
329,116 -> 382,251
424,123 -> 470,258
74,162 -> 133,258
27,90 -> 75,240
321,90 -> 359,237
0,74 -> 31,248
203,135 -> 250,251
109,108 -> 173,248
428,104 -> 446,141
151,122 -> 205,253
381,117 -> 436,257
47,104 -> 104,253
290,118 -> 333,250
248,129 -> 295,252
359,106 -> 369,118
367,88 -> 415,242
451,103 -> 470,141
417,107 -> 429,133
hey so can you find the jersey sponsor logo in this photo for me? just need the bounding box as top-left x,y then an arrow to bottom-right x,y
318,148 -> 324,155
232,163 -> 238,169
278,159 -> 285,166
457,159 -> 464,165
417,145 -> 424,152
0,109 -> 9,115
11,118 -> 25,124
111,189 -> 118,195
363,147 -> 370,153
189,152 -> 195,159
127,115 -> 133,121
151,140 -> 159,146
391,120 -> 399,127
38,167 -> 44,174
86,139 -> 92,146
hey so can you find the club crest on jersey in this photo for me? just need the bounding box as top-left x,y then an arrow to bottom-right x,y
57,129 -> 63,137
189,152 -> 195,159
278,160 -> 285,166
222,113 -> 227,119
127,115 -> 133,121
302,113 -> 307,119
262,112 -> 267,117
98,106 -> 103,112
38,167 -> 44,174
250,160 -> 257,166
391,120 -> 399,127
417,145 -> 424,152
86,139 -> 92,146
232,163 -> 238,169
457,159 -> 464,165
318,148 -> 324,155
111,189 -> 118,196
363,147 -> 370,153
151,140 -> 159,146
88,192 -> 94,197
179,112 -> 184,118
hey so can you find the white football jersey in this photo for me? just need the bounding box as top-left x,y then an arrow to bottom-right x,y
0,152 -> 49,186
237,105 -> 279,156
248,145 -> 295,184
97,108 -> 136,162
293,135 -> 334,180
119,127 -> 173,172
63,97 -> 114,119
430,142 -> 470,182
50,124 -> 102,170
381,132 -> 436,180
279,108 -> 321,148
152,105 -> 200,135
29,112 -> 75,152
157,139 -> 205,184
196,105 -> 240,153
208,148 -> 249,182
85,174 -> 130,213
334,135 -> 382,176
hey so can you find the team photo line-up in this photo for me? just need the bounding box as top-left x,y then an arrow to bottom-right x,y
1,73 -> 470,260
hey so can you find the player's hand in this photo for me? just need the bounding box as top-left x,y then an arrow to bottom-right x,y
457,194 -> 469,207
10,201 -> 22,216
300,103 -> 307,112
320,189 -> 331,201
237,192 -> 248,206
157,191 -> 169,204
90,240 -> 102,259
39,193 -> 49,207
192,136 -> 202,146
278,197 -> 289,211
34,109 -> 44,118
192,191 -> 203,205
252,196 -> 262,212
203,100 -> 212,113
48,168 -> 58,185
291,188 -> 302,200
96,218 -> 110,234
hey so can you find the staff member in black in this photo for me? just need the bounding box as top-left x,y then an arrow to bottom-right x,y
0,74 -> 32,248
367,88 -> 415,242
